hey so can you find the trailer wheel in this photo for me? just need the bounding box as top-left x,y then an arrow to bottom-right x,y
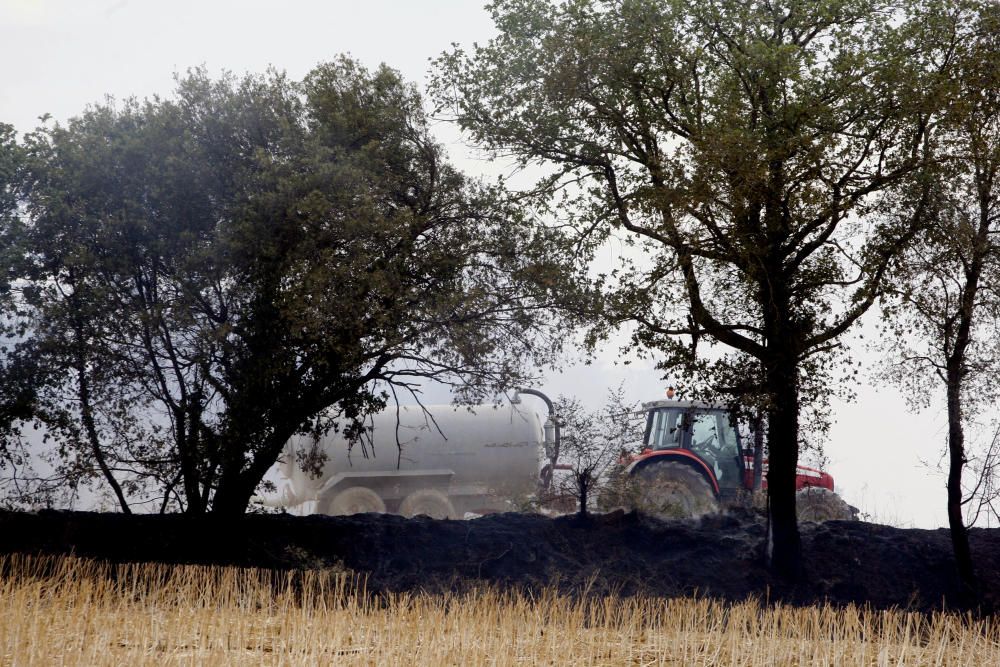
632,461 -> 719,519
328,487 -> 386,515
399,489 -> 456,519
796,487 -> 856,522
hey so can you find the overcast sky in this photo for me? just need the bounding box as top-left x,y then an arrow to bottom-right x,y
0,0 -> 965,528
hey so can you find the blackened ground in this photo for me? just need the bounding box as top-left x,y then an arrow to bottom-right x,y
1,509 -> 996,613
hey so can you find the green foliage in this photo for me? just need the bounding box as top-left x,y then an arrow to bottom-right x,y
434,0 -> 937,371
0,123 -> 40,502
12,58 -> 583,514
0,123 -> 19,225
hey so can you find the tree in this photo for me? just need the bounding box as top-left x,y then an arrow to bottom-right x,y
16,59 -> 582,515
433,0 -> 943,574
879,0 -> 1000,598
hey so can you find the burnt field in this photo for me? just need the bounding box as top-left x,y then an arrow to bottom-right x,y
1,509 -> 997,613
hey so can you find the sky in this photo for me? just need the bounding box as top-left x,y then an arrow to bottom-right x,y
0,0 -> 964,528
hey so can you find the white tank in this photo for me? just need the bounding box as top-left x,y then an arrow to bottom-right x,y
271,403 -> 545,516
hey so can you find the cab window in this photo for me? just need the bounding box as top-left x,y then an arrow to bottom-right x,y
688,410 -> 742,483
646,408 -> 683,450
688,412 -> 739,457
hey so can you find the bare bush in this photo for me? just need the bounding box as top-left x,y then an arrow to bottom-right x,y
548,386 -> 643,517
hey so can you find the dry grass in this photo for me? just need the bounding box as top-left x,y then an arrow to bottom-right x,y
1,554 -> 997,666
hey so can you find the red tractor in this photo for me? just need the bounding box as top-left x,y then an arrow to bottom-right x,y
615,399 -> 855,521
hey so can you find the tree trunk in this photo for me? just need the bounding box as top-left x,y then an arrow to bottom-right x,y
176,409 -> 205,515
765,356 -> 801,578
70,311 -> 131,515
211,427 -> 294,516
752,409 -> 765,492
945,362 -> 978,598
75,358 -> 131,515
577,473 -> 590,519
210,452 -> 280,516
210,475 -> 257,516
940,186 -> 990,601
211,437 -> 252,516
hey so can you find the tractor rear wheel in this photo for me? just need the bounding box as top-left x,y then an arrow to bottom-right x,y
399,489 -> 457,519
596,468 -> 631,512
328,487 -> 386,516
632,461 -> 719,519
796,487 -> 855,522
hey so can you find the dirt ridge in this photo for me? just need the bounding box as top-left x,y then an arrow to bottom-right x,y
1,509 -> 996,612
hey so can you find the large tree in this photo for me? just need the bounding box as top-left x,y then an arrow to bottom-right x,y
433,0 -> 944,573
16,59 -> 581,515
880,0 -> 1000,598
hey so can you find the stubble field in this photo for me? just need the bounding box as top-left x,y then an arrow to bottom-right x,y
2,554 -> 998,666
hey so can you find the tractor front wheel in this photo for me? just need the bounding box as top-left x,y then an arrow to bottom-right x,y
796,487 -> 856,522
631,461 -> 719,520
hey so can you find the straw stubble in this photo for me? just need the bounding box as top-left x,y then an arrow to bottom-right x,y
0,554 -> 996,665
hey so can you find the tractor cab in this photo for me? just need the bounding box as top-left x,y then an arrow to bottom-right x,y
640,400 -> 745,491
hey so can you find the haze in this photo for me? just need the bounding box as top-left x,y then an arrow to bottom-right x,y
0,0 -> 955,527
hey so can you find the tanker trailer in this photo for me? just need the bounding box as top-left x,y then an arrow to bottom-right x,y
264,402 -> 552,518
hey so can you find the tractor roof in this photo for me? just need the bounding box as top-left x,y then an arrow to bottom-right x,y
641,399 -> 731,412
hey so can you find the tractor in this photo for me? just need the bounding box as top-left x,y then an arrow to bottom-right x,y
609,398 -> 856,521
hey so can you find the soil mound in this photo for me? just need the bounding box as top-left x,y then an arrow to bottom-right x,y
1,509 -> 996,612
